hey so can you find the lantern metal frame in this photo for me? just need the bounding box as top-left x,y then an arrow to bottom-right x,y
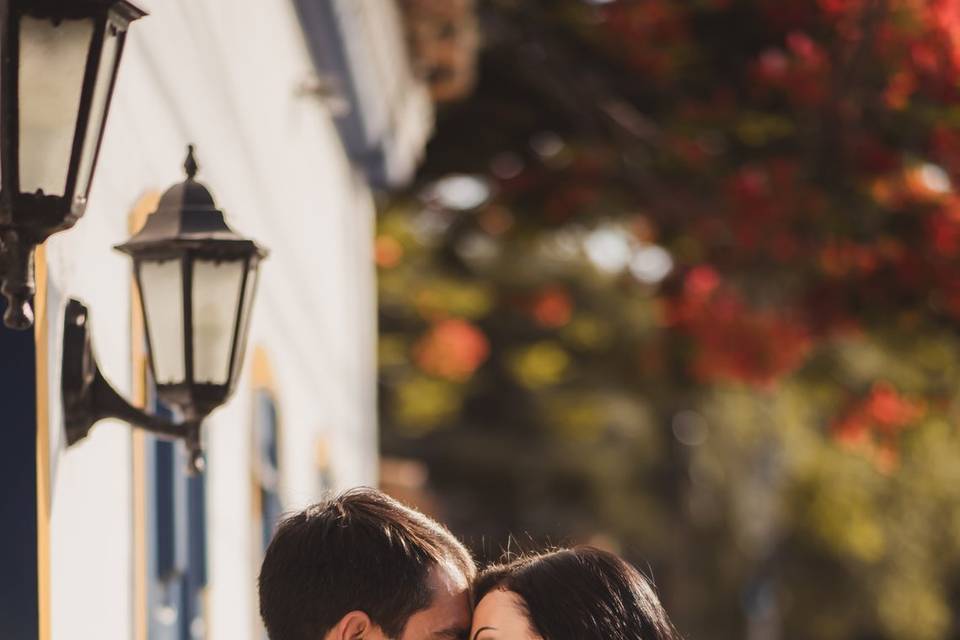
61,146 -> 267,473
115,146 -> 267,419
0,0 -> 146,329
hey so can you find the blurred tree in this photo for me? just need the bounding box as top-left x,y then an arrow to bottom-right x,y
378,1 -> 960,638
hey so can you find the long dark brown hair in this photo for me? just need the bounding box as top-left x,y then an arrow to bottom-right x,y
474,547 -> 681,640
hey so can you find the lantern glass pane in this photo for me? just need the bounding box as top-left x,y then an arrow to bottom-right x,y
232,263 -> 259,380
192,259 -> 245,385
19,17 -> 95,196
74,28 -> 120,206
140,259 -> 186,384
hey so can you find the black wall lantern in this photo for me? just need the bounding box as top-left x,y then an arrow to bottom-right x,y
0,0 -> 145,329
62,147 -> 268,472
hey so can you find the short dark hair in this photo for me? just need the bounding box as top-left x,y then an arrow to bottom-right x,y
259,488 -> 475,640
475,547 -> 681,640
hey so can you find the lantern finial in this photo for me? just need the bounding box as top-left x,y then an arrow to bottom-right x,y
184,145 -> 199,180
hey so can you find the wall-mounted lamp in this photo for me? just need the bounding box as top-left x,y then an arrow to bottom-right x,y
0,0 -> 145,330
62,147 -> 268,472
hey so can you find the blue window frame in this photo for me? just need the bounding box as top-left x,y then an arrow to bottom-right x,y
252,389 -> 283,640
146,401 -> 207,640
253,390 -> 282,555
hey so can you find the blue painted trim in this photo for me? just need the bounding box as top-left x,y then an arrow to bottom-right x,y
145,399 -> 208,640
292,0 -> 395,188
254,391 -> 283,553
0,301 -> 40,640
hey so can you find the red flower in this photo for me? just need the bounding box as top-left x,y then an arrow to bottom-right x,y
750,31 -> 830,107
884,70 -> 917,109
670,273 -> 812,386
685,265 -> 721,299
754,49 -> 790,84
865,382 -> 925,431
786,32 -> 825,65
927,211 -> 960,257
931,126 -> 960,180
530,286 -> 574,328
413,319 -> 490,381
817,0 -> 865,17
375,235 -> 404,269
830,382 -> 926,472
818,240 -> 880,278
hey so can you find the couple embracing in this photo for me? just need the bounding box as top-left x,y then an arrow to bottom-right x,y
259,488 -> 681,640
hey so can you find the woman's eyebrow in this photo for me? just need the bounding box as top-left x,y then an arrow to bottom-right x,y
472,626 -> 496,640
433,626 -> 470,640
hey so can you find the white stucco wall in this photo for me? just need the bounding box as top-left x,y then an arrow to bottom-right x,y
42,0 -> 382,638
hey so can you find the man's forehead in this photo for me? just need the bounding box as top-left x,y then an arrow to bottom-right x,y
429,561 -> 470,594
401,565 -> 472,640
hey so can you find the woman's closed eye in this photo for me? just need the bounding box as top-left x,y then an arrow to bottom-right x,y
473,627 -> 496,640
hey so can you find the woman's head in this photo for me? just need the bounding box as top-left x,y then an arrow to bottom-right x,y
471,547 -> 680,640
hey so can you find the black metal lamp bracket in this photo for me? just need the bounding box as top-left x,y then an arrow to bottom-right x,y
0,228 -> 37,330
61,298 -> 205,473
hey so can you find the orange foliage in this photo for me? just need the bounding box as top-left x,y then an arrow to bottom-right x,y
413,319 -> 490,381
831,382 -> 926,472
530,286 -> 574,328
669,267 -> 812,386
375,235 -> 404,268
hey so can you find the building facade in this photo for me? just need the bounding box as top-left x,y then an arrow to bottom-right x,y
0,1 -> 433,638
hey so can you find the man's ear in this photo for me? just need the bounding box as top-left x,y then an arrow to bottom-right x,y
330,611 -> 383,640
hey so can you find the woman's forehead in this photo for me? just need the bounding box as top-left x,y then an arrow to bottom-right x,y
472,590 -> 540,639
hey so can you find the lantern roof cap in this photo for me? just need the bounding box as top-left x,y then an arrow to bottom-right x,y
155,145 -> 216,212
25,0 -> 147,24
115,146 -> 267,260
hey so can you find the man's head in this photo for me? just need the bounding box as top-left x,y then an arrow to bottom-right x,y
258,488 -> 475,640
